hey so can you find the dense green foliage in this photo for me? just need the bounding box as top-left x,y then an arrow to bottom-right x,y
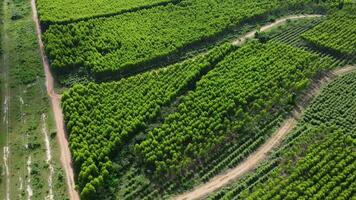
61,44 -> 235,199
43,0 -> 312,75
136,41 -> 336,174
302,5 -> 356,58
208,72 -> 356,200
36,0 -> 174,24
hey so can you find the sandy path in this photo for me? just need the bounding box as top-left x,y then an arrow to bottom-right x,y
172,63 -> 355,200
232,14 -> 322,46
30,0 -> 80,199
26,156 -> 33,200
41,113 -> 54,200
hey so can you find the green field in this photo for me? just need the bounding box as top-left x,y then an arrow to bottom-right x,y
53,2 -> 356,199
2,0 -> 354,200
62,37 -> 344,198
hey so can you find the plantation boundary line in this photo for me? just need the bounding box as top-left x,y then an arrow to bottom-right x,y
30,0 -> 80,199
172,65 -> 356,200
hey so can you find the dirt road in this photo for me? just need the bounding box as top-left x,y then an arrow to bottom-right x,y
232,14 -> 322,46
173,65 -> 356,200
30,0 -> 80,199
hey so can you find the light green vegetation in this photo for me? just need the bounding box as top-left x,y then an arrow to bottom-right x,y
0,0 -> 67,199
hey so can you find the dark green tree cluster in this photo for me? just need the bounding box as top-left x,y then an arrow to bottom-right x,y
43,0 -> 312,75
136,41 -> 336,175
302,5 -> 356,59
36,0 -> 173,24
61,44 -> 234,199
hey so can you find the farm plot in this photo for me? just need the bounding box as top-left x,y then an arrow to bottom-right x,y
302,5 -> 356,59
36,0 -> 176,24
43,0 -> 316,76
136,40 -> 335,175
208,71 -> 356,200
61,44 -> 235,198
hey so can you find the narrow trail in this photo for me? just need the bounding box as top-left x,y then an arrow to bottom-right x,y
30,0 -> 80,199
26,156 -> 33,200
41,113 -> 54,200
18,176 -> 23,200
19,94 -> 27,200
172,66 -> 356,200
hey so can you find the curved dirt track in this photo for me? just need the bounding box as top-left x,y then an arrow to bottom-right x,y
30,0 -> 80,199
172,66 -> 356,200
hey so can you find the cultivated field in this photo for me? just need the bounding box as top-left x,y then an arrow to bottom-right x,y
1,0 -> 355,200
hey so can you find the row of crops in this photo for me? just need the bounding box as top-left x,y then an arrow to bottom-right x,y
61,44 -> 236,198
208,71 -> 356,200
62,39 -> 339,198
302,5 -> 356,58
261,18 -> 352,65
42,0 -> 321,76
36,0 -> 176,24
263,18 -> 324,47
